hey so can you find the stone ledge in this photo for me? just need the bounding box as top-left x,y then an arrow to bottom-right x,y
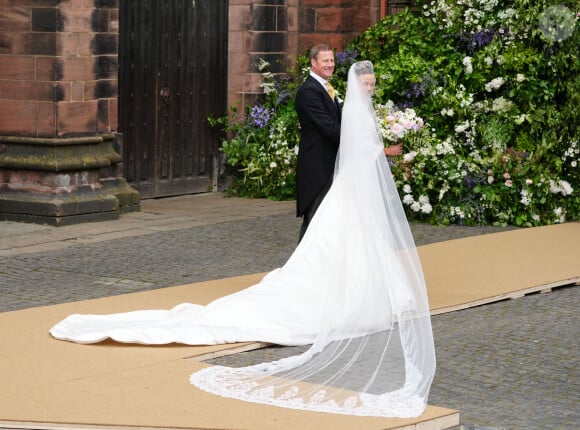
0,189 -> 120,226
0,133 -> 140,226
0,134 -> 122,171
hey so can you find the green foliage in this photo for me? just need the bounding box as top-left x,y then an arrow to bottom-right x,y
215,59 -> 303,200
214,0 -> 579,226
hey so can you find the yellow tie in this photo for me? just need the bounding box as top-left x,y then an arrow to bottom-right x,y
326,82 -> 336,100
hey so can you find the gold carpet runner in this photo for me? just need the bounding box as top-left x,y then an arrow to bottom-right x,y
1,223 -> 578,430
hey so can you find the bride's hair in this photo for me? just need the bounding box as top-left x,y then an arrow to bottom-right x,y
352,60 -> 374,76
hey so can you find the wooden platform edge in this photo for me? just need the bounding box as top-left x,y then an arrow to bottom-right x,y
184,341 -> 272,361
0,423 -> 210,430
0,409 -> 460,430
430,277 -> 579,316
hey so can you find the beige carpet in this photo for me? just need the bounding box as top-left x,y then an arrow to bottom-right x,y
419,223 -> 580,314
1,223 -> 578,430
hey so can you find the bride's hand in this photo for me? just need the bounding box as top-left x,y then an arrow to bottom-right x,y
384,143 -> 403,157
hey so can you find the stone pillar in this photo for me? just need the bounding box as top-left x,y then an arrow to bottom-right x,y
0,0 -> 139,226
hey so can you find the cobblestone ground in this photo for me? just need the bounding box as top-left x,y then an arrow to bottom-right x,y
1,213 -> 577,429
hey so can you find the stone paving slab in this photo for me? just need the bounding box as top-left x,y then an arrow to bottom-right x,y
0,192 -> 577,430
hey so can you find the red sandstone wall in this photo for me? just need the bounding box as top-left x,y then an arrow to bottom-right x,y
297,0 -> 379,53
1,1 -> 378,137
0,0 -> 118,138
227,0 -> 379,110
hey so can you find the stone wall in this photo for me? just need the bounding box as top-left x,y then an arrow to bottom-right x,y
228,0 -> 380,110
0,0 -> 380,225
0,0 -> 119,137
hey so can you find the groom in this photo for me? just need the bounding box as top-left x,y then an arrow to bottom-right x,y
295,44 -> 342,241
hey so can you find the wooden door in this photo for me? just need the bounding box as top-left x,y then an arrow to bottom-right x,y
119,0 -> 228,198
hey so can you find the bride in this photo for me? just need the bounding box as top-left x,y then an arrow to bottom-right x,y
50,61 -> 436,418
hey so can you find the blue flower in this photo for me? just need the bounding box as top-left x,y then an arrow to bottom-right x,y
335,49 -> 358,66
249,105 -> 272,128
276,91 -> 291,105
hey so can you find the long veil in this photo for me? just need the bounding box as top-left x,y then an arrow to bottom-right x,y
189,61 -> 436,418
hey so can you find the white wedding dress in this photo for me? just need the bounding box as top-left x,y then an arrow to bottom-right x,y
50,62 -> 436,418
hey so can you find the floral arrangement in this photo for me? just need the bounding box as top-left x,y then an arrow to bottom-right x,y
214,0 -> 579,227
349,0 -> 579,226
374,101 -> 425,143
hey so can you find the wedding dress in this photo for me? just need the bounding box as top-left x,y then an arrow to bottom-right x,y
50,61 -> 436,418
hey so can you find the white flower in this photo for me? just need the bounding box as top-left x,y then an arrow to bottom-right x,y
455,121 -> 470,134
403,151 -> 417,163
418,195 -> 430,204
411,201 -> 422,212
269,161 -> 277,169
550,179 -> 574,196
532,214 -> 540,222
484,56 -> 493,65
403,184 -> 412,194
516,73 -> 526,82
462,56 -> 473,74
514,114 -> 527,125
485,77 -> 505,92
520,190 -> 531,206
492,96 -> 514,113
403,194 -> 414,205
561,181 -> 573,195
421,202 -> 433,214
439,184 -> 449,201
435,139 -> 455,155
450,206 -> 465,219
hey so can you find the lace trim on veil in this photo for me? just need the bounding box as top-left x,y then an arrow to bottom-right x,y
190,361 -> 426,418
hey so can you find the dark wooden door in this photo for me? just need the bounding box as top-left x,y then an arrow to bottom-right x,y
119,0 -> 228,198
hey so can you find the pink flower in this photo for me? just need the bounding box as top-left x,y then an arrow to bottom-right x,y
505,180 -> 513,187
503,172 -> 511,179
390,123 -> 405,138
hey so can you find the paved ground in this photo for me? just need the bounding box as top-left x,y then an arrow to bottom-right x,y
0,192 -> 577,430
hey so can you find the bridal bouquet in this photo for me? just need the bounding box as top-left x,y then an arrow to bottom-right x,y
374,101 -> 425,143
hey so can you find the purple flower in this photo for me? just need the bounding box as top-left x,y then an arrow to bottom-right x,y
249,105 -> 272,128
335,50 -> 358,66
464,174 -> 482,189
276,91 -> 291,105
467,28 -> 495,53
401,72 -> 436,105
